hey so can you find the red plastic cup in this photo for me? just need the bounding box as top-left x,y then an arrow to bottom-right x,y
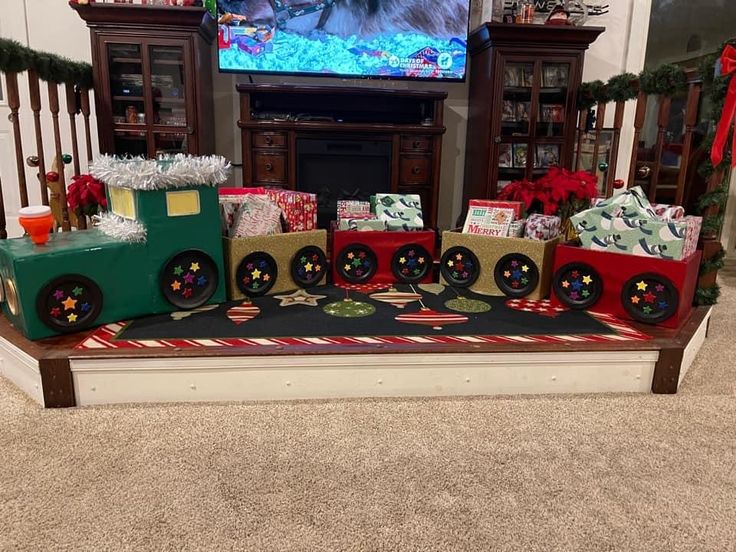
18,206 -> 54,245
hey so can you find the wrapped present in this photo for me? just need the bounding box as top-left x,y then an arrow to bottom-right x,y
231,194 -> 282,238
338,217 -> 388,231
592,186 -> 658,219
572,201 -> 702,261
219,187 -> 269,236
651,203 -> 686,221
462,206 -> 515,236
468,199 -> 524,220
337,200 -> 371,219
524,214 -> 561,241
374,193 -> 424,231
265,189 -> 317,233
508,219 -> 526,238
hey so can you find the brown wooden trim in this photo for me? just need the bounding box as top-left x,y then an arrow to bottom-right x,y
470,22 -> 605,54
606,101 -> 626,196
5,72 -> 29,208
651,347 -> 684,394
39,358 -> 76,408
47,82 -> 72,232
28,70 -> 50,206
648,96 -> 672,202
675,82 -> 702,206
628,91 -> 648,187
235,83 -> 447,100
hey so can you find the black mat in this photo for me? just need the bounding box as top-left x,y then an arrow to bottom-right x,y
116,285 -> 615,341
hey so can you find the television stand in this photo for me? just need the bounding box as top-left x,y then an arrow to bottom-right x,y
237,83 -> 447,229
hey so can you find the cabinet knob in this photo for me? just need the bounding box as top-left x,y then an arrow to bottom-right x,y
637,165 -> 652,179
265,136 -> 273,145
413,140 -> 422,149
494,136 -> 502,144
265,162 -> 274,172
412,166 -> 422,176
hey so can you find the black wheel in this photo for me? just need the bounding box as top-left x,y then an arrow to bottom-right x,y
291,246 -> 327,288
161,250 -> 219,309
37,274 -> 103,333
553,263 -> 603,310
621,273 -> 679,324
391,243 -> 432,284
236,251 -> 278,297
440,246 -> 480,288
493,253 -> 540,298
336,243 -> 377,284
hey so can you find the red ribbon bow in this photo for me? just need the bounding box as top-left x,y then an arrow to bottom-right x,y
711,44 -> 736,168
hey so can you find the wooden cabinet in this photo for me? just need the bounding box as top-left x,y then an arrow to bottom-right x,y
238,84 -> 446,229
462,23 -> 604,207
71,2 -> 216,157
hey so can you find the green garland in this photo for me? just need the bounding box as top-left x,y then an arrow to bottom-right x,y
701,247 -> 726,274
638,64 -> 688,96
607,73 -> 639,102
577,66 -> 689,108
0,38 -> 92,88
577,80 -> 608,111
695,284 -> 721,306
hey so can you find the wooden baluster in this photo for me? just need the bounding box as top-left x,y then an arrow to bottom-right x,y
65,83 -> 82,176
80,88 -> 94,163
648,95 -> 672,202
606,100 -> 626,196
27,70 -> 50,206
674,81 -> 702,207
5,72 -> 29,208
590,101 -> 607,178
48,82 -> 72,232
0,174 -> 7,239
627,91 -> 648,188
575,108 -> 588,171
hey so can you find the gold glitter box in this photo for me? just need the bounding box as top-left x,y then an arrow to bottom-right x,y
224,230 -> 327,300
440,231 -> 561,300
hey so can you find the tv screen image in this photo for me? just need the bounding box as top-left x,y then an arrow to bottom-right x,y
216,0 -> 470,81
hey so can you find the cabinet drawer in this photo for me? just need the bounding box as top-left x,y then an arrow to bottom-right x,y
399,156 -> 431,185
401,135 -> 432,152
253,152 -> 287,183
253,132 -> 287,149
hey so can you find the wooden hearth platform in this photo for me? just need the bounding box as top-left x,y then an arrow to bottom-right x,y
0,308 -> 712,408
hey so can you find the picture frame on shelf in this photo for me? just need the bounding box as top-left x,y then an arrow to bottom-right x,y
502,100 -> 516,122
513,143 -> 528,168
504,65 -> 522,87
516,102 -> 531,122
542,64 -> 569,88
520,65 -> 534,87
536,144 -> 560,168
499,143 -> 513,167
540,104 -> 565,123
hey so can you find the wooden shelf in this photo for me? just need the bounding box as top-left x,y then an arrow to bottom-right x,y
111,57 -> 142,64
239,120 -> 446,135
112,95 -> 144,102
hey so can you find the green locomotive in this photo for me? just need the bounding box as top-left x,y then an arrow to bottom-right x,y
0,156 -> 229,341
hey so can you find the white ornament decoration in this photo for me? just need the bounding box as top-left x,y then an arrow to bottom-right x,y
93,212 -> 147,243
89,154 -> 231,191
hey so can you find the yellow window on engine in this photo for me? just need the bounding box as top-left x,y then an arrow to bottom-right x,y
109,187 -> 136,220
166,190 -> 201,217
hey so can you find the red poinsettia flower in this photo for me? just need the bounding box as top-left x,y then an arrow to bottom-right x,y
67,174 -> 107,216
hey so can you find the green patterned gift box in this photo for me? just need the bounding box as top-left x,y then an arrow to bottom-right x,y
572,187 -> 701,261
372,194 -> 424,231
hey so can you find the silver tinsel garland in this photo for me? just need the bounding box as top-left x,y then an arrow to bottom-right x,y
93,212 -> 147,243
89,154 -> 231,191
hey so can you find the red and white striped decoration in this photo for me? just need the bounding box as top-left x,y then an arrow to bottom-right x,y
505,298 -> 568,318
369,289 -> 422,309
226,302 -> 261,325
75,311 -> 651,351
395,308 -> 469,330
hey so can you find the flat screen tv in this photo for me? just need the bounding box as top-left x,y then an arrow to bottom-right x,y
216,0 -> 471,81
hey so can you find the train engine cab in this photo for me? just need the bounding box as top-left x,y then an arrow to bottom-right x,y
0,155 -> 229,341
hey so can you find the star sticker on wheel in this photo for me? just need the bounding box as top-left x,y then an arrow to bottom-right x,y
53,289 -> 65,300
347,252 -> 355,260
171,280 -> 182,291
182,288 -> 193,298
521,265 -> 529,273
304,262 -> 313,272
62,296 -> 77,310
72,286 -> 83,297
561,280 -> 570,288
399,257 -> 406,264
67,313 -> 78,323
183,273 -> 195,285
251,268 -> 262,280
196,276 -> 207,287
643,291 -> 656,303
173,265 -> 184,276
582,275 -> 593,285
504,270 -> 511,278
631,295 -> 640,304
636,281 -> 648,291
190,262 -> 200,272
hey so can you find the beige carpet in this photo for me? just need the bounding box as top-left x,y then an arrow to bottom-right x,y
1,281 -> 735,552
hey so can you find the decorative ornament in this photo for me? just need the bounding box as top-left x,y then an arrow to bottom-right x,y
273,289 -> 327,307
391,244 -> 431,284
335,282 -> 389,294
26,156 -> 39,168
621,273 -> 678,324
236,252 -> 277,297
711,44 -> 736,168
45,171 -> 59,183
290,246 -> 327,288
62,153 -> 73,165
419,283 -> 446,296
395,308 -> 468,331
323,298 -> 376,318
161,250 -> 218,309
171,304 -> 219,321
369,288 -> 422,309
226,301 -> 261,325
505,298 -> 567,318
553,263 -> 602,309
444,297 -> 491,314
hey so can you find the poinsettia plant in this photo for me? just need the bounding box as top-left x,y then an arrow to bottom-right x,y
67,174 -> 107,217
498,167 -> 599,220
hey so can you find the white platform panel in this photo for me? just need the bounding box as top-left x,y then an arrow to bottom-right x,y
679,307 -> 712,388
71,350 -> 660,407
0,338 -> 44,406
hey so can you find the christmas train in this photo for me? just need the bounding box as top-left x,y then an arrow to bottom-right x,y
0,156 -> 701,341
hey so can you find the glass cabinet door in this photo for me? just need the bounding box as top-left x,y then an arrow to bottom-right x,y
537,62 -> 570,138
149,45 -> 189,132
107,42 -> 147,154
